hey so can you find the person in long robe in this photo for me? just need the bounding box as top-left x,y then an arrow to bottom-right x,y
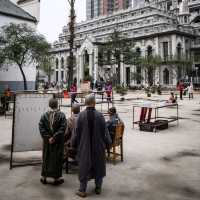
39,98 -> 66,185
72,94 -> 111,197
64,104 -> 80,159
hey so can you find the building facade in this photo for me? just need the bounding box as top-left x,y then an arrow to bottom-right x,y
51,0 -> 200,87
0,0 -> 40,91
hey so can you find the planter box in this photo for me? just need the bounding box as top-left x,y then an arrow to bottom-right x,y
139,120 -> 168,132
139,122 -> 155,132
154,120 -> 168,130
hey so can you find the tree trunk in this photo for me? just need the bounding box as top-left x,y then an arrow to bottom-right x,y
48,66 -> 51,83
68,53 -> 74,89
18,64 -> 27,90
147,67 -> 153,86
117,59 -> 121,85
67,0 -> 75,90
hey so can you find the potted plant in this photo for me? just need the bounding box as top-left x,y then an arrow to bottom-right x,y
156,84 -> 162,95
145,87 -> 151,97
115,84 -> 127,100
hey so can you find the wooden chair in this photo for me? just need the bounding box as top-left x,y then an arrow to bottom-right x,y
108,122 -> 124,164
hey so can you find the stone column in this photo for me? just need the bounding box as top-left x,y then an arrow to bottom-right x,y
171,34 -> 177,56
79,55 -> 84,82
154,37 -> 159,55
89,53 -> 93,76
182,37 -> 186,54
58,58 -> 61,83
120,60 -> 124,85
94,47 -> 98,82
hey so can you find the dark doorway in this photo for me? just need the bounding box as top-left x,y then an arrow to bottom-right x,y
163,68 -> 170,85
126,67 -> 130,86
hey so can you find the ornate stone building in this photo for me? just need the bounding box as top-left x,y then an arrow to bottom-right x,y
51,0 -> 200,87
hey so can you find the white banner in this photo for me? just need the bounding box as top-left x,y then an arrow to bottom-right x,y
13,93 -> 53,152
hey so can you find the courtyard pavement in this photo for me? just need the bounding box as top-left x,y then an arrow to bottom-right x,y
0,91 -> 200,200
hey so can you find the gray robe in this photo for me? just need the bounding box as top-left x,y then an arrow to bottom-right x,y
39,110 -> 66,179
72,107 -> 111,182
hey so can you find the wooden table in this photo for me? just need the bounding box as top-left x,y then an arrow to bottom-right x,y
132,101 -> 179,131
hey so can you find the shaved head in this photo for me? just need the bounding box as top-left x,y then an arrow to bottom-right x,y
85,94 -> 96,107
72,104 -> 80,114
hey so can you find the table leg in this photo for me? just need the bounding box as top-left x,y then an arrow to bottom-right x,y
177,104 -> 179,125
133,106 -> 135,129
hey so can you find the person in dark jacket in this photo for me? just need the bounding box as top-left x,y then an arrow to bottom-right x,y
72,94 -> 111,197
106,107 -> 122,143
39,98 -> 67,185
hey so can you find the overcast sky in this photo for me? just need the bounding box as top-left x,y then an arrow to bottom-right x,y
38,0 -> 86,43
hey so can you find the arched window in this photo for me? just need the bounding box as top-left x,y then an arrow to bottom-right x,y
163,68 -> 170,85
177,43 -> 182,59
136,47 -> 141,57
61,57 -> 64,69
147,46 -> 153,57
184,16 -> 188,23
84,50 -> 89,66
56,58 -> 59,69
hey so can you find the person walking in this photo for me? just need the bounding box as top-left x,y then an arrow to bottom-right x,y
39,98 -> 67,185
188,82 -> 194,100
70,81 -> 78,104
105,81 -> 112,102
178,80 -> 184,100
72,94 -> 111,197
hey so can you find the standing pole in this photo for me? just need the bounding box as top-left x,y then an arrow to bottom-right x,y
67,0 -> 76,89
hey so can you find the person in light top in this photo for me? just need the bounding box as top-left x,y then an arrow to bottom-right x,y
187,82 -> 194,100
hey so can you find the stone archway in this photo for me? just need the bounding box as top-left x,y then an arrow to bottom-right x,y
77,37 -> 98,84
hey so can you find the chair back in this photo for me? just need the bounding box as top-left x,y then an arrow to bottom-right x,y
115,122 -> 124,140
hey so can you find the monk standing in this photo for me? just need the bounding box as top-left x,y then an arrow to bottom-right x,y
72,94 -> 111,197
39,98 -> 66,185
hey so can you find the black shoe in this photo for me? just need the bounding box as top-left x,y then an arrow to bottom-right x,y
53,178 -> 64,186
40,178 -> 47,185
95,187 -> 102,195
76,191 -> 87,198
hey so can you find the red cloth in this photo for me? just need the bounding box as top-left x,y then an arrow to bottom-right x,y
147,108 -> 152,123
140,108 -> 147,122
177,83 -> 184,91
140,107 -> 152,123
70,84 -> 77,93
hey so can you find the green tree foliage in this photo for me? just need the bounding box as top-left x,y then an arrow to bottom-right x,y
38,56 -> 54,83
99,30 -> 136,85
165,54 -> 193,80
139,55 -> 162,86
0,23 -> 51,90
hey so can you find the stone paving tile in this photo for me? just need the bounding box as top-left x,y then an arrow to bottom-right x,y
0,92 -> 200,200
